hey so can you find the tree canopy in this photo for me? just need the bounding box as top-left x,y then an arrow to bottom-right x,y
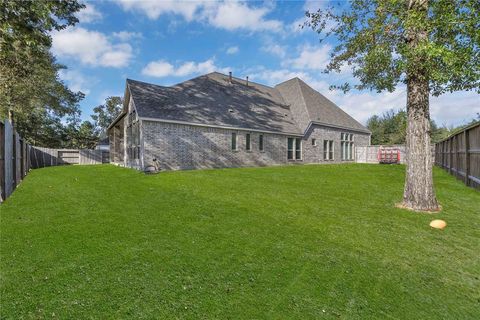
91,96 -> 123,136
0,0 -> 95,148
306,0 -> 480,95
364,109 -> 472,145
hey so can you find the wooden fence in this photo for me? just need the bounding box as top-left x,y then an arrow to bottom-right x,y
0,120 -> 31,202
30,147 -> 109,169
1,119 -> 110,202
434,122 -> 480,190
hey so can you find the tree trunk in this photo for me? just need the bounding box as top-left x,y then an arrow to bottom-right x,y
402,75 -> 439,211
402,0 -> 439,212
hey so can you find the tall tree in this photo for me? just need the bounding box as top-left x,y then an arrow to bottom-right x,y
0,0 -> 84,133
91,96 -> 123,135
306,0 -> 480,211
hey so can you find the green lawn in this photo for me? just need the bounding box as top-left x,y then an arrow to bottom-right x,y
1,164 -> 479,319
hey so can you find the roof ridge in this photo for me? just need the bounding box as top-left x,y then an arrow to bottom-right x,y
127,78 -> 168,88
292,78 -> 314,121
210,71 -> 278,90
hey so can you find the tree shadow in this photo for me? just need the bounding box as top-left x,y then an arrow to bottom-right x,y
128,73 -> 302,135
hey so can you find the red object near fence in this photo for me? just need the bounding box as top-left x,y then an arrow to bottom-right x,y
378,147 -> 400,164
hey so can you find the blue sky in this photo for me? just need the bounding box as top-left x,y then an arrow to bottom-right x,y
51,0 -> 479,127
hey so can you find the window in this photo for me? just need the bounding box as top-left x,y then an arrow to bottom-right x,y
288,138 -> 302,160
231,132 -> 237,150
341,133 -> 354,160
246,133 -> 251,151
295,138 -> 302,160
312,138 -> 317,146
288,138 -> 294,160
259,134 -> 264,151
324,140 -> 334,160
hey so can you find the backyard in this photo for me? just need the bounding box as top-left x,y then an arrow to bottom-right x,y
0,164 -> 479,319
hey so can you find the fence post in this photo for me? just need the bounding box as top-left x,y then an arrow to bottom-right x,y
12,131 -> 17,189
465,129 -> 470,187
449,138 -> 453,174
20,139 -> 24,179
0,122 -> 4,202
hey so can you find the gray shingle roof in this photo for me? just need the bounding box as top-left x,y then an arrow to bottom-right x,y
276,78 -> 370,133
127,72 -> 301,134
126,72 -> 370,135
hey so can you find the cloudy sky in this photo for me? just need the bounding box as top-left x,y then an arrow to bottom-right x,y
52,0 -> 479,127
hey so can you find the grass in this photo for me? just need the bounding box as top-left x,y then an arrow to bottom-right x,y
1,164 -> 479,319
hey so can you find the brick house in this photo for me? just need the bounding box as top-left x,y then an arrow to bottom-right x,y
107,72 -> 371,171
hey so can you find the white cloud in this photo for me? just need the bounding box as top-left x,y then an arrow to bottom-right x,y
58,69 -> 92,95
226,46 -> 239,54
142,58 -> 228,78
261,44 -> 287,58
112,31 -> 143,41
431,92 -> 480,127
334,89 -> 406,125
202,1 -> 283,32
286,44 -> 332,70
51,27 -> 133,68
114,0 -> 202,20
141,60 -> 174,78
76,3 -> 102,23
114,0 -> 283,33
249,68 -> 311,86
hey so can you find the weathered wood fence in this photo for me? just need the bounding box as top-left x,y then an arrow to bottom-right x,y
30,147 -> 109,169
0,120 -> 31,201
1,119 -> 110,202
434,122 -> 480,190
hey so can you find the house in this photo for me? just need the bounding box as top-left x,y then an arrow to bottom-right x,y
107,72 -> 371,171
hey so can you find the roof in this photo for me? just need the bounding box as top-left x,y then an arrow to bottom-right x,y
276,78 -> 370,133
127,73 -> 301,134
124,72 -> 370,135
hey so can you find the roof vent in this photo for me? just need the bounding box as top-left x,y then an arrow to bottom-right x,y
246,76 -> 249,87
229,108 -> 234,113
229,71 -> 232,83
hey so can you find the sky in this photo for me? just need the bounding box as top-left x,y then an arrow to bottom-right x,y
51,0 -> 480,127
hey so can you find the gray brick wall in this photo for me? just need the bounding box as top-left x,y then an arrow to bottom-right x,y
302,124 -> 370,163
142,121 -> 293,170
141,121 -> 370,171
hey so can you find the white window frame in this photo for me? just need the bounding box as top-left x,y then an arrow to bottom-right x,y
323,140 -> 334,161
341,133 -> 354,161
287,137 -> 302,161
